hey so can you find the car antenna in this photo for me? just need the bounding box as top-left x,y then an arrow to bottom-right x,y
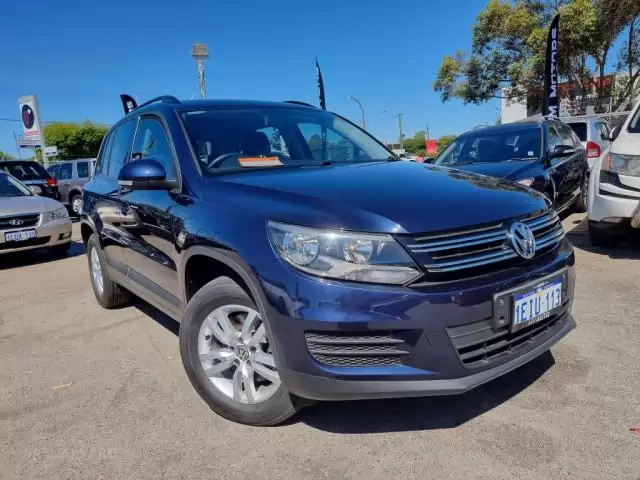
120,94 -> 138,114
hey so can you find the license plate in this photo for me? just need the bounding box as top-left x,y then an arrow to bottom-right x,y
5,229 -> 37,242
513,279 -> 562,330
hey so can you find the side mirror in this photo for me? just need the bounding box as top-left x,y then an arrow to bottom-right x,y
551,145 -> 576,158
423,157 -> 435,164
118,159 -> 174,190
609,125 -> 621,142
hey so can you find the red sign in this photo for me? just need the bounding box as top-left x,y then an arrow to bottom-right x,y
426,139 -> 437,155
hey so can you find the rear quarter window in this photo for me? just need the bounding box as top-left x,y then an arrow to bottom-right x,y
568,123 -> 587,141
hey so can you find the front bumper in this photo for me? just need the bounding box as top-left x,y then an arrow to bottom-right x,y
283,314 -> 575,400
0,217 -> 72,255
259,240 -> 576,401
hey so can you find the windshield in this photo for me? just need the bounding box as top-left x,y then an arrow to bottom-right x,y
0,172 -> 32,197
0,161 -> 50,181
434,128 -> 542,166
180,107 -> 392,175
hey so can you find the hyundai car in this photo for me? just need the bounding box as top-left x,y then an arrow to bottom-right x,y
0,170 -> 72,256
81,96 -> 576,425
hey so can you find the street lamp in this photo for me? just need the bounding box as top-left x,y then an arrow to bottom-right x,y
348,96 -> 366,129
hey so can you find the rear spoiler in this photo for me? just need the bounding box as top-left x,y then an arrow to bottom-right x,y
120,94 -> 138,114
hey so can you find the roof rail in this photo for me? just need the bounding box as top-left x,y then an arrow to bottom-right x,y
284,100 -> 317,108
136,95 -> 181,110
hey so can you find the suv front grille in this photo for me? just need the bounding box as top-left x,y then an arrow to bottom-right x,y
0,213 -> 40,230
447,310 -> 568,369
403,211 -> 564,275
305,331 -> 411,367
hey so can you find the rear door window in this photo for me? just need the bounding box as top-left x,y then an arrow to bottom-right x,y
76,161 -> 89,178
568,123 -> 587,142
47,164 -> 60,178
58,163 -> 73,180
106,119 -> 137,178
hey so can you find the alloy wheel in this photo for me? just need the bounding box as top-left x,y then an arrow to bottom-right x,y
72,197 -> 82,215
197,304 -> 280,404
90,247 -> 104,295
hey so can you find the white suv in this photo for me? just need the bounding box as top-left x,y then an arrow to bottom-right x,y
587,100 -> 640,245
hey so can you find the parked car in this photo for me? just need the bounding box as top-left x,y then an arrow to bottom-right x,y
566,117 -> 611,169
0,160 -> 61,201
431,118 -> 589,213
0,170 -> 72,256
82,96 -> 576,426
587,99 -> 640,245
47,158 -> 96,215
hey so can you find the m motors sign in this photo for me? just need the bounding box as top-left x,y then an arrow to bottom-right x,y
18,95 -> 43,142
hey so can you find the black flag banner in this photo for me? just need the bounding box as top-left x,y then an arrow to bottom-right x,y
120,94 -> 138,114
316,58 -> 326,110
543,14 -> 560,117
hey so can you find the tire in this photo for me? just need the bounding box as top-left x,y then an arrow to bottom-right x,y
574,175 -> 588,213
179,276 -> 298,426
49,242 -> 71,257
588,223 -> 617,247
70,193 -> 82,216
86,233 -> 131,309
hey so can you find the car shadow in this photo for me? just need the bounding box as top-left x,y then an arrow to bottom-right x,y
566,216 -> 640,260
0,240 -> 85,270
133,300 -> 180,336
297,351 -> 555,433
132,296 -> 556,432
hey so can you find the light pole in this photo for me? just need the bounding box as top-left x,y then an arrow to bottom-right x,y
348,96 -> 366,129
191,44 -> 209,99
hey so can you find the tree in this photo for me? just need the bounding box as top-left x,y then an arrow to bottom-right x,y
437,135 -> 457,152
0,150 -> 15,161
433,0 -> 640,110
43,122 -> 109,159
403,130 -> 427,155
615,6 -> 640,109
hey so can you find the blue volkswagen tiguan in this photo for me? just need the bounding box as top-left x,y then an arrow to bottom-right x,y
81,96 -> 576,425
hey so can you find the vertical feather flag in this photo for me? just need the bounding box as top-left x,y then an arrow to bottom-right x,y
543,14 -> 560,117
316,58 -> 326,110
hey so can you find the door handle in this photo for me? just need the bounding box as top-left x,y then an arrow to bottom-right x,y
62,182 -> 71,186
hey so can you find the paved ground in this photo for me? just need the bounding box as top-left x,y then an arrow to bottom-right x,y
0,214 -> 639,480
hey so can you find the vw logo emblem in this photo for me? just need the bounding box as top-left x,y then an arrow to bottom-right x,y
508,222 -> 536,259
236,346 -> 250,362
9,219 -> 24,226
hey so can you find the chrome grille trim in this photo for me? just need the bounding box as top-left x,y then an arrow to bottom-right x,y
406,211 -> 564,274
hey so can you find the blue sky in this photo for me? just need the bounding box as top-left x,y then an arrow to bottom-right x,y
0,1 -> 525,155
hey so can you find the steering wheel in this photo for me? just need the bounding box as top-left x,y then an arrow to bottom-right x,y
207,152 -> 239,169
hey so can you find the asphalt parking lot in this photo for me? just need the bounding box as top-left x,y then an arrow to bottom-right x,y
0,214 -> 639,480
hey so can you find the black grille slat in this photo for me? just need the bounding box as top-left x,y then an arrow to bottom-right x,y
305,331 -> 410,367
0,213 -> 40,229
448,312 -> 567,369
404,211 -> 565,278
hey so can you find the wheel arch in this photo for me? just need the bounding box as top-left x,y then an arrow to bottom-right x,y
180,246 -> 267,311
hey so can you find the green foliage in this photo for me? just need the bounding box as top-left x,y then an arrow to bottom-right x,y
433,0 -> 640,108
0,150 -> 16,161
402,132 -> 456,156
43,122 -> 108,159
437,135 -> 457,152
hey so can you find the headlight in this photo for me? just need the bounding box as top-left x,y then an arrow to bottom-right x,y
517,178 -> 535,187
601,153 -> 640,178
267,221 -> 421,284
45,207 -> 69,222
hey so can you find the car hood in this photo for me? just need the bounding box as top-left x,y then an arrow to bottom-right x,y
444,160 -> 536,180
208,161 -> 547,234
611,130 -> 640,155
0,195 -> 62,216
